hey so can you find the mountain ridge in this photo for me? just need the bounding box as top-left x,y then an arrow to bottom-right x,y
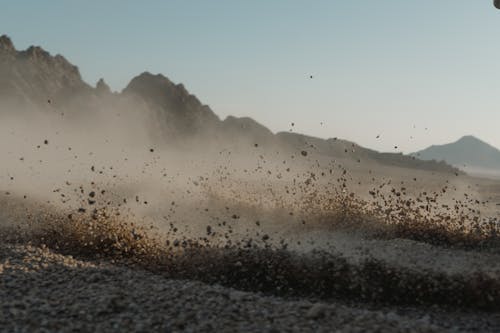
0,34 -> 461,175
412,135 -> 500,173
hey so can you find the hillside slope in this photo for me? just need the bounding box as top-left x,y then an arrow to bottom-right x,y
413,136 -> 500,173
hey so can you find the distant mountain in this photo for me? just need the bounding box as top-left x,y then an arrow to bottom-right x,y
275,132 -> 461,174
0,34 -> 461,174
412,136 -> 500,174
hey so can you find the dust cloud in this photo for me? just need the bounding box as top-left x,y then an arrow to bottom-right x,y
1,96 -> 500,311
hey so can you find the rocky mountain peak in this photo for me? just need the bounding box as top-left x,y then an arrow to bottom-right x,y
96,78 -> 111,95
0,35 -> 90,106
124,72 -> 174,93
20,45 -> 51,60
0,35 -> 15,53
123,72 -> 210,115
123,71 -> 220,137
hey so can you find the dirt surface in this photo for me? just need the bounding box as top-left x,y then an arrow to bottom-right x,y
1,157 -> 500,332
1,95 -> 500,332
2,243 -> 500,333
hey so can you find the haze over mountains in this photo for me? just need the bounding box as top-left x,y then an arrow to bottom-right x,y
413,135 -> 500,177
0,34 -> 466,175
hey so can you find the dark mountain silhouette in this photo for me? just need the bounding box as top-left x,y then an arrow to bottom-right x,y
96,78 -> 112,96
0,34 -> 460,174
412,136 -> 500,174
123,72 -> 221,139
0,35 -> 92,109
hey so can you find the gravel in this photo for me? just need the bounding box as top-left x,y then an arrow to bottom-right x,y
1,244 -> 499,332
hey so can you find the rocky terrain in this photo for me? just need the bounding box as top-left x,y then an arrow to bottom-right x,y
2,239 -> 500,332
1,34 -> 500,332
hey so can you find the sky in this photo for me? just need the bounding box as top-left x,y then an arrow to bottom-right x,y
1,0 -> 500,153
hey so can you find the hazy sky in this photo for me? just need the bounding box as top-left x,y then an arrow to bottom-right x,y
2,1 -> 500,153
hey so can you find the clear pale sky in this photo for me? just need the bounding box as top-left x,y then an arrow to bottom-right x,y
2,1 -> 500,153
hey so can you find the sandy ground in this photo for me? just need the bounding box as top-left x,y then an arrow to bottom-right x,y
2,243 -> 500,333
285,229 -> 500,275
1,139 -> 500,332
